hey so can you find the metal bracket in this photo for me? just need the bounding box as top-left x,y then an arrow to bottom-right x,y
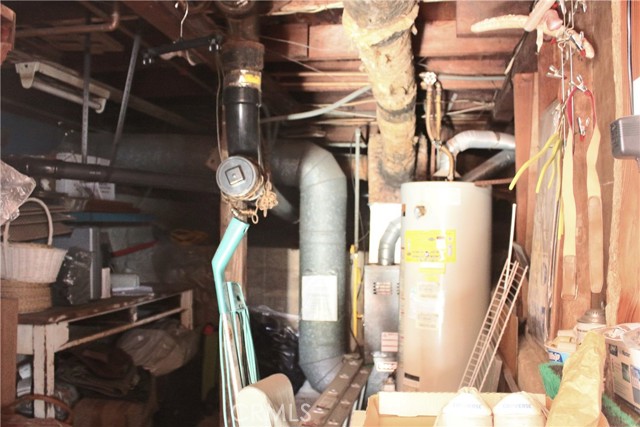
142,35 -> 223,65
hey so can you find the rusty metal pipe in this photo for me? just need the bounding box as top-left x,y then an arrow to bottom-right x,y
16,2 -> 119,38
343,0 -> 419,185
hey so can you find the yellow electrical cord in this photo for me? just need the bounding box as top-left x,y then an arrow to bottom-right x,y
535,132 -> 562,193
509,129 -> 561,191
350,245 -> 361,341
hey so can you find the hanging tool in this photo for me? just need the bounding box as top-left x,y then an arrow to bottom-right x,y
560,125 -> 577,300
211,216 -> 258,427
566,86 -> 604,294
470,11 -> 595,58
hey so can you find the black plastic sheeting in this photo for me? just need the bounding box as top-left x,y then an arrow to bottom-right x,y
249,306 -> 306,393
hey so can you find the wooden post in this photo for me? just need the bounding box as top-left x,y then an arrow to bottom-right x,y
1,298 -> 18,407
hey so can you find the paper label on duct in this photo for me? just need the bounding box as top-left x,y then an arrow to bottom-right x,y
404,230 -> 456,263
301,275 -> 338,322
381,332 -> 399,352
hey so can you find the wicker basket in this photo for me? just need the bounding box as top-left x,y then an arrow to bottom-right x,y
0,280 -> 52,313
1,198 -> 67,283
1,394 -> 73,427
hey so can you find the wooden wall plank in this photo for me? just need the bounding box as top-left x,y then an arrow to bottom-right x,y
513,73 -> 535,252
1,298 -> 18,406
607,0 -> 640,324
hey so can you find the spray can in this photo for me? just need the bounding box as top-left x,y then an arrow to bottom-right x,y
575,308 -> 606,344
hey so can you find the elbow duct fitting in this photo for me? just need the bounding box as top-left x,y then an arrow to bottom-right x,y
435,131 -> 516,178
269,142 -> 347,392
378,217 -> 401,266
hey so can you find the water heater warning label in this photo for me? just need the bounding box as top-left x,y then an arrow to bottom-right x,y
404,230 -> 456,263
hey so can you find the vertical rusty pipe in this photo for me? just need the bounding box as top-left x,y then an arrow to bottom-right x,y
343,0 -> 419,185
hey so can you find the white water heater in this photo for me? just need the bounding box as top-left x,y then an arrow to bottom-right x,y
397,181 -> 492,391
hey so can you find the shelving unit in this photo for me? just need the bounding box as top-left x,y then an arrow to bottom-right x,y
16,286 -> 193,418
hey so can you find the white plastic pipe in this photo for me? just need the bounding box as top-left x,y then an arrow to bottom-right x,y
434,130 -> 516,178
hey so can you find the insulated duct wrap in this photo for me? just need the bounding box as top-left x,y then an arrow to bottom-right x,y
343,0 -> 418,185
436,131 -> 516,178
270,142 -> 347,392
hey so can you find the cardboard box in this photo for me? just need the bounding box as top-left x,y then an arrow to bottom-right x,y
351,392 -> 545,427
599,323 -> 640,413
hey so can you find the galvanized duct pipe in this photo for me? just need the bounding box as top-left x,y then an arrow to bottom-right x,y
270,142 -> 347,392
57,133 -> 217,178
461,150 -> 516,182
378,217 -> 401,266
343,0 -> 419,185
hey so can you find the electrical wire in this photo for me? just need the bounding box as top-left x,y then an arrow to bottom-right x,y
215,54 -> 224,161
261,85 -> 372,123
628,0 -> 635,113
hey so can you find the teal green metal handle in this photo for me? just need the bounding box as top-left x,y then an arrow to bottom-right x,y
211,217 -> 249,314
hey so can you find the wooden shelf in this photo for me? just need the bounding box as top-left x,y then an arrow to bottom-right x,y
16,285 -> 193,418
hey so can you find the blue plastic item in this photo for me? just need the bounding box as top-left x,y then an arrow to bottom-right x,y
211,217 -> 258,426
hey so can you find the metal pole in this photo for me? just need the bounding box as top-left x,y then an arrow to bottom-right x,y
111,33 -> 141,163
81,24 -> 91,164
354,127 -> 361,250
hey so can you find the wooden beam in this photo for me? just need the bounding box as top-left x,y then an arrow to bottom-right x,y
303,21 -> 520,61
422,58 -> 507,76
416,20 -> 521,57
512,73 -> 535,253
492,32 -> 537,121
263,23 -> 309,60
274,71 -> 505,92
308,24 -> 357,60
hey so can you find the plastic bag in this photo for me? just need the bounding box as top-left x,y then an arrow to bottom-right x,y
249,305 -> 305,393
0,161 -> 36,226
117,319 -> 198,376
52,247 -> 92,306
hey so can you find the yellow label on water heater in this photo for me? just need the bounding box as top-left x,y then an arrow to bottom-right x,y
404,229 -> 456,263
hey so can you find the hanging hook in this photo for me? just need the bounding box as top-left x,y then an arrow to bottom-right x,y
546,65 -> 563,79
578,117 -> 590,137
574,0 -> 587,14
175,0 -> 189,40
571,74 -> 588,92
